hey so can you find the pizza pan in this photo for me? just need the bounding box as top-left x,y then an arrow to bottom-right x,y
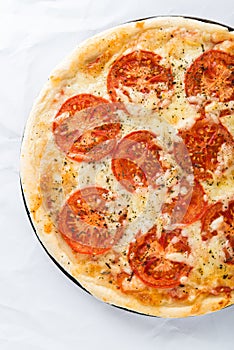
128,15 -> 234,31
21,15 -> 234,318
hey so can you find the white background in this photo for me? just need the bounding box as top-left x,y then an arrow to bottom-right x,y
0,1 -> 233,349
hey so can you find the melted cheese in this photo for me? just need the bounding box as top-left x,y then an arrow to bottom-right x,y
181,221 -> 230,289
39,104 -> 196,251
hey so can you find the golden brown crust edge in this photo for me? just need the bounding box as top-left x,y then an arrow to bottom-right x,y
79,275 -> 234,318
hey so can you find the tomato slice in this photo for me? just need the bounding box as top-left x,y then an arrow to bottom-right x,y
158,229 -> 191,255
175,119 -> 234,180
201,201 -> 234,264
163,180 -> 207,226
68,122 -> 120,162
185,50 -> 234,103
107,50 -> 174,106
211,286 -> 232,296
220,109 -> 233,118
224,202 -> 234,264
201,202 -> 223,240
128,227 -> 191,288
62,234 -> 109,255
53,94 -> 109,131
54,100 -> 122,162
173,140 -> 193,174
58,187 -> 126,255
112,130 -> 163,192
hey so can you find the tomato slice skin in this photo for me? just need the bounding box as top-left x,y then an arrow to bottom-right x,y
112,130 -> 162,192
158,229 -> 191,255
201,202 -> 223,240
62,234 -> 110,255
68,122 -> 120,162
224,202 -> 234,265
201,201 -> 234,264
211,286 -> 232,296
128,227 -> 191,289
185,50 -> 234,103
53,94 -> 109,131
107,50 -> 174,105
163,180 -> 207,226
175,119 -> 234,180
58,187 -> 125,255
53,96 -> 123,162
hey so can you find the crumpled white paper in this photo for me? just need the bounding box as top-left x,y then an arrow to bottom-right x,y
0,1 -> 233,349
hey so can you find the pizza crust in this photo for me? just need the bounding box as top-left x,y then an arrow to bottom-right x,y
78,275 -> 234,318
21,16 -> 234,318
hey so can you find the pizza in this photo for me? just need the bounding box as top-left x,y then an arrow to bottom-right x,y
20,16 -> 234,318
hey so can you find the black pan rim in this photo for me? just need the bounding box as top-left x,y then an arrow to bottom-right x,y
125,15 -> 233,32
20,14 -> 233,318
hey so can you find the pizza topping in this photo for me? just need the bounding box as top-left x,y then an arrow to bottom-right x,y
201,202 -> 224,240
204,100 -> 234,124
53,93 -> 109,130
172,141 -> 193,174
69,122 -> 120,162
162,180 -> 207,227
215,143 -> 234,176
58,187 -> 126,255
168,286 -> 189,301
112,130 -> 163,192
116,272 -> 146,293
211,286 -> 232,296
107,50 -> 174,109
159,229 -> 191,255
201,201 -> 234,264
128,227 -> 191,289
175,119 -> 234,180
185,50 -> 234,105
54,102 -> 123,162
